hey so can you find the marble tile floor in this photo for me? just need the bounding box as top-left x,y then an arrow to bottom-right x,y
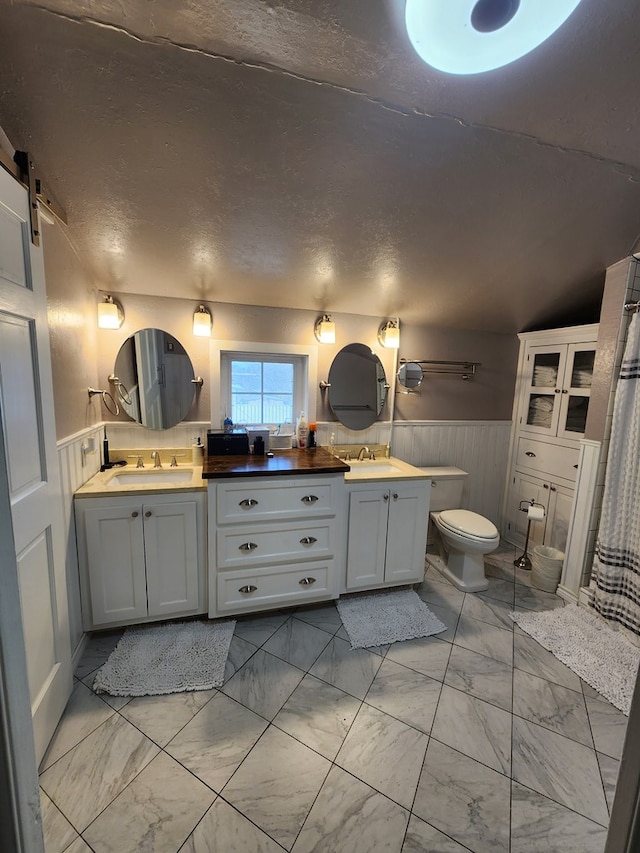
39,545 -> 628,853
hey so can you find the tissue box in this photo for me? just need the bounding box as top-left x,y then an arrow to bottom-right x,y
246,428 -> 270,451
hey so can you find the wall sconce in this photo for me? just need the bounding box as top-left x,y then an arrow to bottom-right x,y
193,304 -> 212,337
97,294 -> 124,329
314,314 -> 336,344
378,319 -> 400,349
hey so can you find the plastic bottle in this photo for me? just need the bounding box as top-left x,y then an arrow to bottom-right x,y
296,411 -> 309,449
308,422 -> 317,449
192,436 -> 204,463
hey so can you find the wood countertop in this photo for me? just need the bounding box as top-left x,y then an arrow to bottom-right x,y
202,447 -> 350,479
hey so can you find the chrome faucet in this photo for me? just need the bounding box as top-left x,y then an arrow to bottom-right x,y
357,446 -> 370,461
151,450 -> 162,468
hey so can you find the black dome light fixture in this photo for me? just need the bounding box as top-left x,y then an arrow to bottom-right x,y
404,0 -> 584,75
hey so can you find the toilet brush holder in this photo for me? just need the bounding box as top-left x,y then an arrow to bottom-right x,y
514,500 -> 545,570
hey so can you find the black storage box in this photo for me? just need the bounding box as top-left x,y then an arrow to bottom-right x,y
207,429 -> 250,455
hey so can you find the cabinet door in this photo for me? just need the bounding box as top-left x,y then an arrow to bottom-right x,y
346,489 -> 388,589
556,344 -> 595,440
504,472 -> 549,550
83,504 -> 147,625
144,500 -> 200,617
544,483 -> 574,553
384,483 -> 429,584
520,345 -> 568,437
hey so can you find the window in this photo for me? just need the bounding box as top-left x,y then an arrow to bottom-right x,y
220,351 -> 308,426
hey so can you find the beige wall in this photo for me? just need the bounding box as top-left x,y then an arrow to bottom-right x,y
44,249 -> 520,441
393,324 -> 519,421
44,222 -> 99,439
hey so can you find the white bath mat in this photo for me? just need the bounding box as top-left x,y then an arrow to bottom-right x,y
511,606 -> 639,715
337,589 -> 446,649
93,619 -> 236,697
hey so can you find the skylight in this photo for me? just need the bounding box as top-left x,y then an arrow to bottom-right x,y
404,0 -> 584,75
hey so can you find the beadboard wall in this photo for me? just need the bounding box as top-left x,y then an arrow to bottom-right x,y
58,417 -> 510,654
57,425 -> 105,658
390,421 -> 512,524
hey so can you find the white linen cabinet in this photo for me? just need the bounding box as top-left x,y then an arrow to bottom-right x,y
502,323 -> 598,552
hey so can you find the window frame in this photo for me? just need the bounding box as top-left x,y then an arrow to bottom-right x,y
211,339 -> 317,429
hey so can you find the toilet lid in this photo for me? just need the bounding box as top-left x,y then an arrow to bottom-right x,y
438,509 -> 498,540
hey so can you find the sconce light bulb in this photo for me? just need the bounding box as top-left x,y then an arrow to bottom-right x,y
193,304 -> 212,337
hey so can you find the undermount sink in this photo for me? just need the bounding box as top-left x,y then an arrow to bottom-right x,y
344,457 -> 428,481
108,468 -> 194,486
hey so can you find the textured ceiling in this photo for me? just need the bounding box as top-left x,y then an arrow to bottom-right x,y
1,0 -> 639,332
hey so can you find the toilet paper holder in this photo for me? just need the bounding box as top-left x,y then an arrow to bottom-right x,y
514,500 -> 546,570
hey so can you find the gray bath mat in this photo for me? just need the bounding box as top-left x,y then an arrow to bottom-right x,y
337,589 -> 446,649
511,605 -> 639,715
93,619 -> 236,697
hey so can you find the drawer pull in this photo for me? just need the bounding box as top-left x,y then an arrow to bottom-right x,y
525,451 -> 536,457
239,584 -> 258,594
299,577 -> 317,586
239,542 -> 258,552
573,464 -> 579,469
301,494 -> 319,504
239,498 -> 259,508
300,536 -> 317,545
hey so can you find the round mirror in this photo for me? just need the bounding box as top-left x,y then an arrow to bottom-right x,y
327,343 -> 388,430
113,328 -> 196,430
397,362 -> 424,390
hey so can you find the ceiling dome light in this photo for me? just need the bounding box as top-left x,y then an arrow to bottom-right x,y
404,0 -> 584,75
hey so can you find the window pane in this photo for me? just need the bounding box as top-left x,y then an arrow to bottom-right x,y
263,362 -> 293,393
232,394 -> 262,424
232,361 -> 262,393
264,394 -> 293,424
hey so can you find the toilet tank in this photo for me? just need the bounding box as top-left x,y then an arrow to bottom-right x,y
419,467 -> 468,511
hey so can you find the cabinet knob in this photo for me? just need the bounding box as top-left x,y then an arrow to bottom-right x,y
543,483 -> 549,489
301,494 -> 319,504
555,388 -> 561,393
239,542 -> 258,552
300,536 -> 317,545
561,389 -> 568,394
573,464 -> 579,469
383,493 -> 389,501
525,451 -> 536,457
131,511 -> 139,518
392,493 -> 399,500
299,577 -> 316,586
144,510 -> 152,518
550,485 -> 557,492
239,498 -> 259,508
239,585 -> 257,594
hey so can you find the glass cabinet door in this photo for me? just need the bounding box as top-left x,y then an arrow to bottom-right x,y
556,345 -> 595,439
522,346 -> 567,436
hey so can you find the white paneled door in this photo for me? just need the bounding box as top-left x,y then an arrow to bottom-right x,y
0,166 -> 72,763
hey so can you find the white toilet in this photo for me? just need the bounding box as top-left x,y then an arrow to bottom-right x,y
420,467 -> 499,592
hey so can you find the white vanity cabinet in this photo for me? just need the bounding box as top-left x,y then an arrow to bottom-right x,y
209,474 -> 347,617
502,323 -> 598,552
345,479 -> 429,590
75,491 -> 207,630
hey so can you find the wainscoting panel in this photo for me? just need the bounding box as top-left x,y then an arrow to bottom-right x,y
390,421 -> 512,525
57,426 -> 105,658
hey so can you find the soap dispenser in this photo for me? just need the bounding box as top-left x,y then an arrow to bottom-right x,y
192,436 -> 204,463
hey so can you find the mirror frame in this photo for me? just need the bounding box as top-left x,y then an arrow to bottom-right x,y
113,328 -> 196,430
327,343 -> 388,430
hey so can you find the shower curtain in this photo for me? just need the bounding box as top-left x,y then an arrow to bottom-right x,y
592,311 -> 640,636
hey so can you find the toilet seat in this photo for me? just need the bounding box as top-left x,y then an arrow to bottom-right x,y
437,509 -> 499,542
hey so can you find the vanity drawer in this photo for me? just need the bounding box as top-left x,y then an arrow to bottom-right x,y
216,561 -> 332,612
216,476 -> 338,524
217,519 -> 334,568
516,437 -> 579,482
